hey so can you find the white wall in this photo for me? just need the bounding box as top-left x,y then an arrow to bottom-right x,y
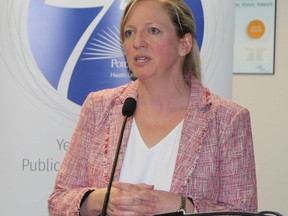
233,0 -> 288,215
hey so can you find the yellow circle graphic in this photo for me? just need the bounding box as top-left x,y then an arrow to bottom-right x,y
247,19 -> 265,39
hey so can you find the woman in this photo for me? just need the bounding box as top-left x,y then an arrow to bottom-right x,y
48,0 -> 257,215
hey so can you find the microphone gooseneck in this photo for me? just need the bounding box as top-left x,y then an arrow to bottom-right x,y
101,97 -> 137,216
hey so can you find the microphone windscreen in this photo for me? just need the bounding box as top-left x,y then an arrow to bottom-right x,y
122,97 -> 137,117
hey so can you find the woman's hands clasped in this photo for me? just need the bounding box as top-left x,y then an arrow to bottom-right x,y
79,181 -> 184,216
107,182 -> 181,216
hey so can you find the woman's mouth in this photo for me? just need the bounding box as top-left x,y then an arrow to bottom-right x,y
135,56 -> 150,63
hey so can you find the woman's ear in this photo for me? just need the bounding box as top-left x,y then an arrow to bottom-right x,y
178,33 -> 193,56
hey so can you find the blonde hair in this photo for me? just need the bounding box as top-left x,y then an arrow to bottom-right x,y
120,0 -> 202,83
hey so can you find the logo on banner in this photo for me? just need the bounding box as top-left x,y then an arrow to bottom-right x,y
28,0 -> 204,106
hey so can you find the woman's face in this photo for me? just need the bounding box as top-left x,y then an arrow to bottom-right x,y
123,0 -> 185,82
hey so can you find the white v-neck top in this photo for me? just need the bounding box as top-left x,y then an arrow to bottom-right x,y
119,118 -> 183,191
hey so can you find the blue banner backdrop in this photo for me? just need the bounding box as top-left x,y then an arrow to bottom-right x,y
28,0 -> 204,106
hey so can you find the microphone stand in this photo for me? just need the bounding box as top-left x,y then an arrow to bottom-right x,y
101,115 -> 129,216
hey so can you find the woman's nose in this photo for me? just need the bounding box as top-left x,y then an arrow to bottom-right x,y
133,32 -> 147,49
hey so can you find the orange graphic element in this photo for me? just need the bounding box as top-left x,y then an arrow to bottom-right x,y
247,19 -> 265,39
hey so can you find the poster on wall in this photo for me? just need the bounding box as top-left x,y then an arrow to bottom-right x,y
0,0 -> 235,215
233,0 -> 277,74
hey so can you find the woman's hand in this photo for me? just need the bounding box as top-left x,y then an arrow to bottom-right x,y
79,181 -> 194,216
108,182 -> 183,216
79,183 -> 157,216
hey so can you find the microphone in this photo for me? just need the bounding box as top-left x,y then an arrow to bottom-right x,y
122,97 -> 137,117
101,97 -> 137,216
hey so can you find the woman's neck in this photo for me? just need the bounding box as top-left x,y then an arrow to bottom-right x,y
137,77 -> 191,112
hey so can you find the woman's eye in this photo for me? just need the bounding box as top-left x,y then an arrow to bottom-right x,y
124,30 -> 134,38
150,27 -> 160,34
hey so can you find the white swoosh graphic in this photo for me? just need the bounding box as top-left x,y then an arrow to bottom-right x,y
53,0 -> 115,97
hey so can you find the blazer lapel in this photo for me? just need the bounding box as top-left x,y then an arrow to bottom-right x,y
170,79 -> 213,193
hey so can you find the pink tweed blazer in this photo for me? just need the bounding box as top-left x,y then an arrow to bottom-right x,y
48,78 -> 257,215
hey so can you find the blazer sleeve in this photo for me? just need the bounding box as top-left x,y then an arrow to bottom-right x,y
195,107 -> 258,213
48,93 -> 99,216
